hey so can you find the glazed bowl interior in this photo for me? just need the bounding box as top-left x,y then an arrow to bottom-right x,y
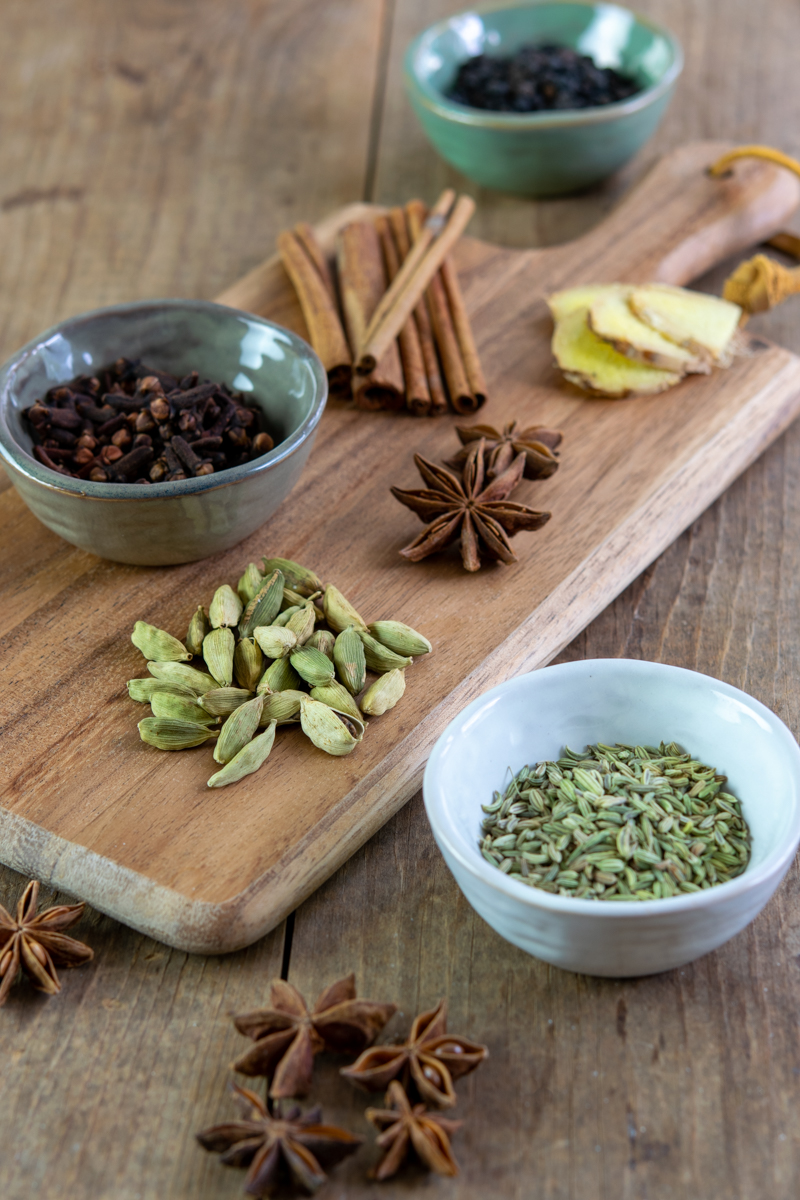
410,2 -> 681,123
0,299 -> 324,498
0,299 -> 327,564
423,659 -> 800,975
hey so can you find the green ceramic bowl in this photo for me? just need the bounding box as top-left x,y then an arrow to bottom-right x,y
404,1 -> 683,196
0,300 -> 327,565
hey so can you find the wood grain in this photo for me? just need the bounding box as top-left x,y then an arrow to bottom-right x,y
280,422 -> 800,1200
4,144 -> 800,953
0,0 -> 381,1196
5,0 -> 800,1197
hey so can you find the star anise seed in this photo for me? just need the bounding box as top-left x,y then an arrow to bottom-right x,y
366,1080 -> 463,1179
390,439 -> 551,571
0,879 -> 94,1007
196,1082 -> 363,1197
232,973 -> 397,1099
447,419 -> 563,479
340,997 -> 488,1108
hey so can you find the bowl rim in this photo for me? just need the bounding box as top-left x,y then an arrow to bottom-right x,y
0,297 -> 328,501
423,658 -> 800,920
404,0 -> 684,131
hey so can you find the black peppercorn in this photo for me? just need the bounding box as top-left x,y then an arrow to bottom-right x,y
448,43 -> 640,113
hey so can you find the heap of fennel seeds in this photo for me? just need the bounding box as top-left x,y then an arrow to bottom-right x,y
479,741 -> 751,901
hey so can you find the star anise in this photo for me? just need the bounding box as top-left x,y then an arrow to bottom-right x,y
0,879 -> 94,1006
340,998 -> 487,1108
366,1080 -> 463,1179
232,974 -> 397,1099
447,419 -> 563,479
196,1082 -> 362,1197
390,440 -> 551,572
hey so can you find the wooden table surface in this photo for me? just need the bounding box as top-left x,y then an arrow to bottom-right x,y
3,2 -> 800,1197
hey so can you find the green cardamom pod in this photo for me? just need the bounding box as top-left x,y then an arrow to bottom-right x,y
310,680 -> 363,722
360,668 -> 406,716
213,695 -> 264,764
238,563 -> 264,605
333,625 -> 367,695
307,630 -> 335,660
367,620 -> 432,657
186,606 -> 210,656
131,621 -> 191,662
207,722 -> 277,788
253,625 -> 298,659
323,584 -> 367,634
148,661 -> 217,694
285,601 -> 316,646
291,646 -> 336,687
233,638 -> 264,692
300,697 -> 364,756
273,606 -> 301,627
199,687 -> 254,716
257,657 -> 301,695
150,691 -> 218,725
259,689 -> 307,724
203,627 -> 235,687
127,678 -> 196,703
357,629 -> 412,672
263,557 -> 323,597
282,586 -> 308,610
282,586 -> 324,623
239,569 -> 285,638
209,584 -> 244,629
138,717 -> 216,750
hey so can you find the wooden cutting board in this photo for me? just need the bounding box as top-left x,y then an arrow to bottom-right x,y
3,141 -> 800,954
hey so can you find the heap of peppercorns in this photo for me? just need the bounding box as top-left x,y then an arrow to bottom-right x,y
22,357 -> 275,484
448,43 -> 640,113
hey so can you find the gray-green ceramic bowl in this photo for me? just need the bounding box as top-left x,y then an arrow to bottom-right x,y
0,300 -> 327,566
404,1 -> 683,196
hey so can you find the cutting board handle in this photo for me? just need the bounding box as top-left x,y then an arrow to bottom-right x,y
566,140 -> 800,286
218,142 -> 800,320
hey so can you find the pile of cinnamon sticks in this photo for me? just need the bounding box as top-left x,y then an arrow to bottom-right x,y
278,190 -> 487,416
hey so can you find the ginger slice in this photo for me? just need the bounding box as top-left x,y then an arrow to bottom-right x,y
587,289 -> 709,375
551,307 -> 681,398
547,284 -> 626,324
628,284 -> 743,366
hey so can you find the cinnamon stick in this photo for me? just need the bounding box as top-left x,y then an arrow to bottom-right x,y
440,258 -> 487,407
358,188 -> 455,368
336,221 -> 405,410
377,215 -> 431,416
406,200 -> 476,414
277,229 -> 352,398
357,194 -> 476,374
389,207 -> 448,416
293,222 -> 337,297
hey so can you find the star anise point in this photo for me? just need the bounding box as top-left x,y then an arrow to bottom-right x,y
366,1080 -> 463,1179
232,974 -> 397,1099
392,440 -> 551,571
197,1082 -> 363,1196
449,418 -> 563,480
341,997 -> 488,1109
0,879 -> 93,1007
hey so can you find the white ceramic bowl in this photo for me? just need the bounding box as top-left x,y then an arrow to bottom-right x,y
423,659 -> 800,976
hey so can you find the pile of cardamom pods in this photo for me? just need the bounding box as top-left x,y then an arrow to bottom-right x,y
127,556 -> 431,788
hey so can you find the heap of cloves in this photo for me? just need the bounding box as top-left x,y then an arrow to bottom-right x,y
22,357 -> 276,484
